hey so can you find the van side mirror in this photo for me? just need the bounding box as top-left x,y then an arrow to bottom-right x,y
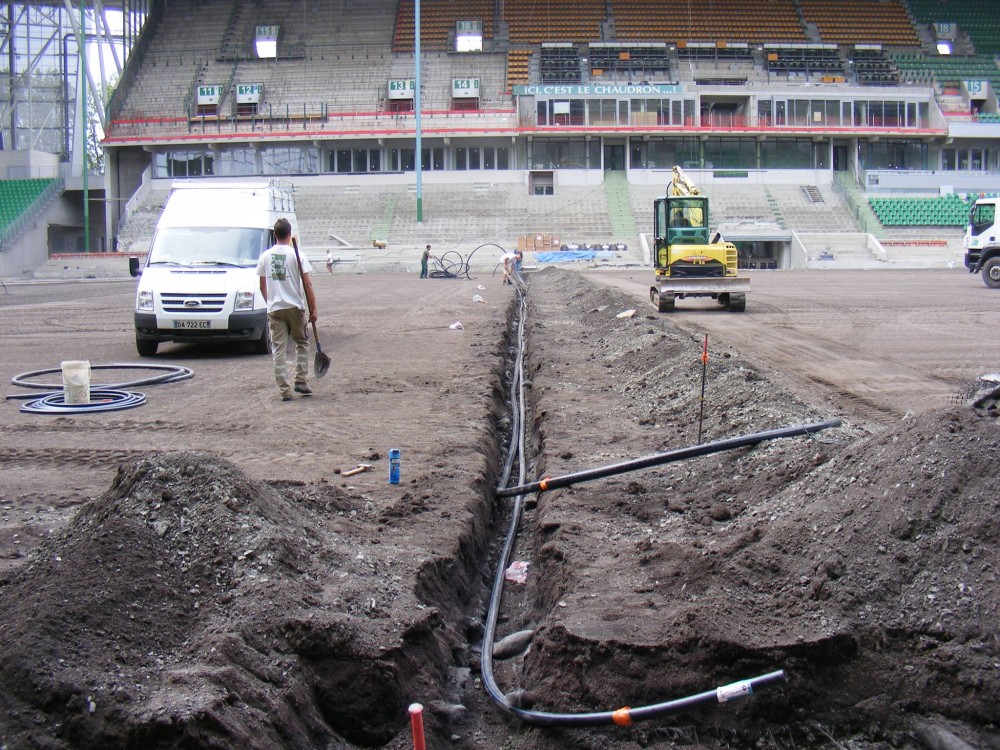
129,256 -> 140,277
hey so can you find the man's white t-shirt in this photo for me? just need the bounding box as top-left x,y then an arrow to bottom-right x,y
256,243 -> 314,313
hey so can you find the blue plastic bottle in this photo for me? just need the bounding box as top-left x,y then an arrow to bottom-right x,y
389,449 -> 401,485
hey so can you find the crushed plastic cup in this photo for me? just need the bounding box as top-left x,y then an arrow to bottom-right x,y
449,322 -> 464,330
473,294 -> 486,304
504,560 -> 530,584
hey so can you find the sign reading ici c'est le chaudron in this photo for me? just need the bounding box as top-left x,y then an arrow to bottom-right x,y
512,83 -> 684,96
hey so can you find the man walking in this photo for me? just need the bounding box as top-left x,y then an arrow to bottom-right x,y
257,218 -> 318,401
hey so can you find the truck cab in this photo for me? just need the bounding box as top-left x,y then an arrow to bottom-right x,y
964,197 -> 1000,288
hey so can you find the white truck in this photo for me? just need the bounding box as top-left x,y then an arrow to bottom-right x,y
129,180 -> 299,356
964,195 -> 1000,288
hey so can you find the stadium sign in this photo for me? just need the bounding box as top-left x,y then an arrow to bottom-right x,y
514,83 -> 683,96
197,85 -> 223,105
963,80 -> 989,99
236,84 -> 263,104
452,78 -> 480,98
388,79 -> 416,100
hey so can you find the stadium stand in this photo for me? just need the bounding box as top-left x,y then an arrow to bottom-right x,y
609,0 -> 805,45
799,0 -> 919,46
0,179 -> 60,251
504,0 -> 605,46
0,179 -> 57,233
906,0 -> 1000,56
540,44 -> 582,84
850,46 -> 902,86
393,0 -> 494,53
868,194 -> 972,226
587,43 -> 672,82
506,49 -> 532,90
764,44 -> 845,78
892,52 -> 1000,96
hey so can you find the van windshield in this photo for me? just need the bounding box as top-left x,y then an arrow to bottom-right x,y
147,227 -> 269,267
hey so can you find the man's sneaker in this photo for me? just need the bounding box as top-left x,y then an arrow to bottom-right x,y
280,392 -> 294,402
294,383 -> 313,396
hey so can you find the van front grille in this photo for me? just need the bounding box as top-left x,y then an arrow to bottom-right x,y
160,292 -> 227,314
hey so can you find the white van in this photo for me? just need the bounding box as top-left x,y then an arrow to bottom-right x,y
129,180 -> 298,357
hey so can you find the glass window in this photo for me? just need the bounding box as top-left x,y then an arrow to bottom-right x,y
469,147 -> 481,169
218,148 -> 257,176
497,146 -> 510,169
455,147 -> 467,170
484,148 -> 495,169
153,152 -> 168,178
703,138 -> 756,169
942,149 -> 956,171
760,138 -> 812,168
392,148 -> 415,171
647,137 -> 699,169
758,99 -> 772,127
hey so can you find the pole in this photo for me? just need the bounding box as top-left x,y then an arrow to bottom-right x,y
80,0 -> 90,254
414,0 -> 423,223
697,333 -> 708,443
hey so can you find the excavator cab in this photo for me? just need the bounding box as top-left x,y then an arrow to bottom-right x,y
654,195 -> 711,270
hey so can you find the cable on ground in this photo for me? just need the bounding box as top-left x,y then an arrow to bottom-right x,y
481,271 -> 836,727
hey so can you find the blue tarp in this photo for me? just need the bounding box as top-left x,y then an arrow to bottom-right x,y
535,251 -> 619,263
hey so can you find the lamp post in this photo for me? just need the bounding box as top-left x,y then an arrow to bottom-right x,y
415,0 -> 423,223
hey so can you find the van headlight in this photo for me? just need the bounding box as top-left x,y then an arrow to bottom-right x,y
137,289 -> 154,311
235,289 -> 255,311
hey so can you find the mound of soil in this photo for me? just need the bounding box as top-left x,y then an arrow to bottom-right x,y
0,268 -> 997,750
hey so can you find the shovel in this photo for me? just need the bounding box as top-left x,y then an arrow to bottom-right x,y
312,321 -> 331,378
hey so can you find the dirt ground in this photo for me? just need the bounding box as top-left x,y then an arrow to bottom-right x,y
0,268 -> 998,750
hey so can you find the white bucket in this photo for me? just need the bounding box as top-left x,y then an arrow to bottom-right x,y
61,360 -> 91,405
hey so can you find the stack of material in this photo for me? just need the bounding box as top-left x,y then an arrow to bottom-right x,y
518,234 -> 559,253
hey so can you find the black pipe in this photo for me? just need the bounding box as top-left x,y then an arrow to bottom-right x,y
483,275 -> 798,727
496,419 -> 842,497
495,670 -> 788,727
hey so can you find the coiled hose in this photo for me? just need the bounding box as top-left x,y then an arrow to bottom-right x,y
482,277 -> 839,727
8,363 -> 194,414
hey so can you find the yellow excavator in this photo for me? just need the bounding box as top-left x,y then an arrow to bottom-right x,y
650,166 -> 749,312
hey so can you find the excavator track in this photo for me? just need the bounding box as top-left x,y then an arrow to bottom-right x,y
650,287 -> 675,312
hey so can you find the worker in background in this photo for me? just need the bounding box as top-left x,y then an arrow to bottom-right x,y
420,244 -> 434,279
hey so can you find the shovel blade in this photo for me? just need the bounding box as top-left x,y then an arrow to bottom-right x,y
314,349 -> 331,378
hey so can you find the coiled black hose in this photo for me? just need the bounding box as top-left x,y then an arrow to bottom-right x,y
9,363 -> 193,394
19,389 -> 147,414
7,363 -> 193,414
482,280 -> 838,727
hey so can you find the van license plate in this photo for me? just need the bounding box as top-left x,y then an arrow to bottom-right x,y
173,320 -> 211,329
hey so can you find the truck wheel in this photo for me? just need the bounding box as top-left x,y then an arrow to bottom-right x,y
136,337 -> 158,357
252,325 -> 271,354
728,293 -> 746,312
982,257 -> 1000,289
